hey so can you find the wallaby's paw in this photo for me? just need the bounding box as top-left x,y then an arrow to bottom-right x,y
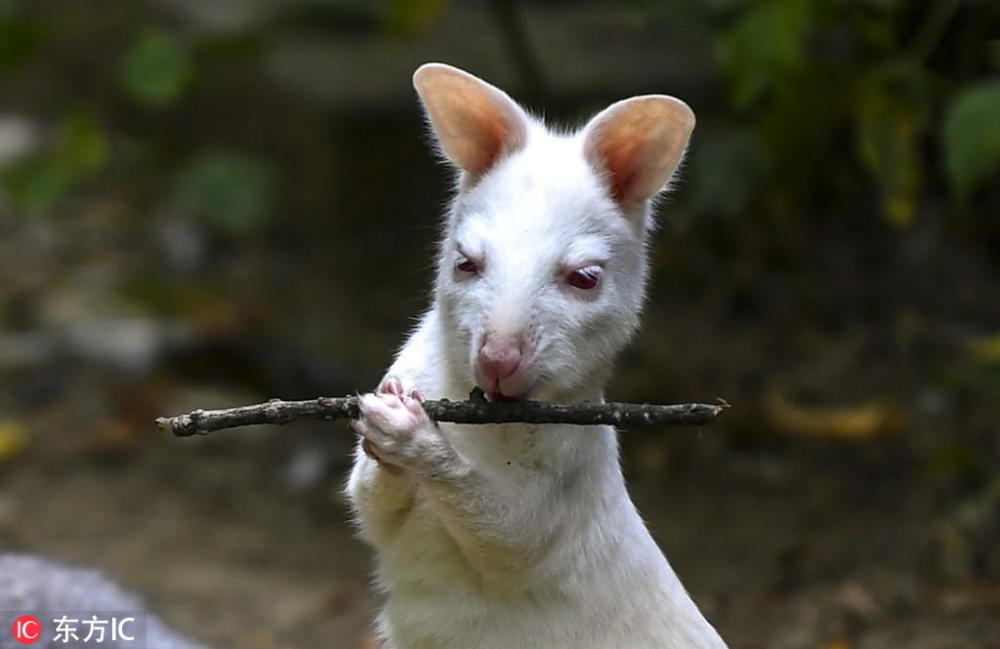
353,389 -> 453,475
379,375 -> 404,396
357,375 -> 411,471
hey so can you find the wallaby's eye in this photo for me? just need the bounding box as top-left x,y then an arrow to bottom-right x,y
456,256 -> 480,275
566,266 -> 602,290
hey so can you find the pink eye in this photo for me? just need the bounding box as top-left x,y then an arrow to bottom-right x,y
456,257 -> 480,274
567,267 -> 601,290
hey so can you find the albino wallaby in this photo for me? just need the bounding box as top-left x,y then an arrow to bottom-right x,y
347,63 -> 727,649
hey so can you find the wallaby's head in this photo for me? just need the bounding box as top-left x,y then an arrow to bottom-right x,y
414,63 -> 694,403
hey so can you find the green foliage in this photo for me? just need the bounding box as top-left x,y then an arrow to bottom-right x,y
715,0 -> 811,109
943,80 -> 1000,199
856,62 -> 928,226
171,152 -> 278,235
120,27 -> 196,107
968,332 -> 1000,366
0,1 -> 46,71
710,0 -> 985,227
1,113 -> 109,212
382,0 -> 448,35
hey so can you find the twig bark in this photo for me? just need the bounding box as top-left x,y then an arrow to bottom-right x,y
157,390 -> 728,437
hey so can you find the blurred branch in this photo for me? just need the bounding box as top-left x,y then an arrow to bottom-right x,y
157,390 -> 728,436
490,0 -> 547,104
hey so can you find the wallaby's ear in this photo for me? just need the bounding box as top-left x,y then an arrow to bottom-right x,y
582,95 -> 695,208
413,63 -> 529,178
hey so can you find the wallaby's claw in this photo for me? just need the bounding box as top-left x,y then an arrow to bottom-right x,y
379,375 -> 404,396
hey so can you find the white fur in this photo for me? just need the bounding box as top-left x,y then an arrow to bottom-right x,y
346,63 -> 725,649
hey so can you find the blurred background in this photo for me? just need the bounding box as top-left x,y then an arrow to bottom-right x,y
0,0 -> 998,648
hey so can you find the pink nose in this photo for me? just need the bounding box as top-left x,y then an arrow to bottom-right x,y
478,334 -> 523,385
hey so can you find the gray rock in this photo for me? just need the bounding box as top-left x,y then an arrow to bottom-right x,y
0,555 -> 212,649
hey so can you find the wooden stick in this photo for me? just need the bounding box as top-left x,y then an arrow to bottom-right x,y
157,389 -> 728,437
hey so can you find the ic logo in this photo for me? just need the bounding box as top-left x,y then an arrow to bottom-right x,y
12,615 -> 41,645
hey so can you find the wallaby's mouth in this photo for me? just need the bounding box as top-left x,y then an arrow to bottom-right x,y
474,361 -> 534,402
487,390 -> 526,403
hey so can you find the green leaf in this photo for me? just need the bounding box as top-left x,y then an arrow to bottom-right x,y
56,113 -> 110,175
943,80 -> 1000,198
969,332 -> 1000,365
1,113 -> 108,212
856,62 -> 927,226
120,28 -> 195,107
172,152 -> 278,234
3,157 -> 72,212
715,0 -> 811,108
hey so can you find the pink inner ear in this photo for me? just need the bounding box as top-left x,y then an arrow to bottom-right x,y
440,84 -> 520,176
599,136 -> 643,204
415,64 -> 529,177
462,94 -> 508,174
584,95 -> 695,208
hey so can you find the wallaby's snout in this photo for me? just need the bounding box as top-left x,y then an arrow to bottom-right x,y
475,332 -> 527,400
